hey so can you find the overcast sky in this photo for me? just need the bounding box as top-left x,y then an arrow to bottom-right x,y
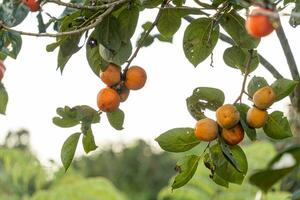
0,5 -> 299,164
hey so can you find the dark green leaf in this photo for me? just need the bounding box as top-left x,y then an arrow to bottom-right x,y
186,87 -> 225,120
106,108 -> 125,130
142,0 -> 163,8
82,128 -> 97,154
223,46 -> 259,73
219,137 -> 242,172
263,111 -> 293,139
73,105 -> 100,124
172,155 -> 200,189
271,78 -> 298,101
183,18 -> 219,67
99,41 -> 132,65
118,5 -> 139,42
86,31 -> 108,76
157,9 -> 181,38
235,103 -> 257,140
0,83 -> 8,114
155,128 -> 200,152
61,132 -> 81,171
37,12 -> 46,33
220,10 -> 260,49
247,76 -> 269,97
0,31 -> 22,59
52,117 -> 80,128
0,1 -> 29,27
290,0 -> 300,27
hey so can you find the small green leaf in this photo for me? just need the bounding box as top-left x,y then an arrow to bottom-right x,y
235,103 -> 257,140
186,87 -> 225,120
271,78 -> 298,101
220,10 -> 260,49
117,5 -> 139,42
223,46 -> 259,73
183,18 -> 219,67
82,129 -> 97,154
247,76 -> 269,97
52,117 -> 79,128
155,128 -> 200,152
106,109 -> 125,130
263,111 -> 293,139
249,166 -> 295,192
0,83 -> 8,114
172,155 -> 200,189
157,9 -> 182,38
61,132 -> 81,171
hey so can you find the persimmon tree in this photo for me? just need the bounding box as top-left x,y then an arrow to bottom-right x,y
0,0 -> 300,194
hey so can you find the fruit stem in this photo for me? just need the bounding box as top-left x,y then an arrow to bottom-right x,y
234,49 -> 254,104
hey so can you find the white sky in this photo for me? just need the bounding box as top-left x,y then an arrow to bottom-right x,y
0,5 -> 299,164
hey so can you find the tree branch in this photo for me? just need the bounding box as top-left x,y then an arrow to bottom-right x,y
0,4 -> 118,37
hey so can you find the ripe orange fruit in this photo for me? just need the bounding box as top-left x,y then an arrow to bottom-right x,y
245,8 -> 275,38
119,87 -> 130,102
216,104 -> 240,129
0,60 -> 5,82
194,118 -> 219,141
97,87 -> 120,112
221,124 -> 244,145
100,63 -> 121,87
125,66 -> 147,90
22,0 -> 40,12
247,107 -> 268,128
253,86 -> 276,109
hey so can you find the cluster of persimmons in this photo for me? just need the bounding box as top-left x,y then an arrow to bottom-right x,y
97,63 -> 147,112
194,86 -> 276,145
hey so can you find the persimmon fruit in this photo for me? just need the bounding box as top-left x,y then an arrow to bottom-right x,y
245,8 -> 275,38
125,66 -> 147,90
119,87 -> 130,102
97,87 -> 120,112
247,107 -> 268,128
253,86 -> 276,109
221,124 -> 245,145
194,118 -> 218,141
216,104 -> 240,129
22,0 -> 40,12
100,63 -> 121,87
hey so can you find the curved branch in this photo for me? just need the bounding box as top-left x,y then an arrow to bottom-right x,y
0,5 -> 117,37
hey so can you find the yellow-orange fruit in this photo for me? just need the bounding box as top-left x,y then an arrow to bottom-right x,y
194,118 -> 218,141
100,63 -> 121,86
245,8 -> 275,38
253,86 -> 276,109
221,124 -> 245,145
216,104 -> 240,129
97,87 -> 120,112
247,107 -> 268,128
119,87 -> 130,102
125,66 -> 147,90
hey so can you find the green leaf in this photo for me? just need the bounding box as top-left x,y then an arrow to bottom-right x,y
249,166 -> 295,192
290,0 -> 300,27
247,76 -> 269,97
86,31 -> 108,76
219,137 -> 242,172
157,9 -> 181,38
186,87 -> 225,120
209,144 -> 248,184
0,31 -> 22,59
0,83 -> 8,114
220,10 -> 260,49
271,78 -> 298,101
106,108 -> 125,130
118,5 -> 139,42
142,0 -> 163,8
99,41 -> 132,65
154,34 -> 173,43
155,128 -> 200,152
37,12 -> 46,33
96,15 -> 121,51
74,105 -> 100,124
183,18 -> 219,67
235,103 -> 257,141
223,46 -> 259,73
172,155 -> 200,189
61,132 -> 81,171
0,1 -> 29,27
263,111 -> 293,139
52,117 -> 80,128
82,128 -> 97,154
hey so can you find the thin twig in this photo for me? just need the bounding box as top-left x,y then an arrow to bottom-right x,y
0,5 -> 117,37
124,0 -> 168,71
234,50 -> 254,104
46,0 -> 129,10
